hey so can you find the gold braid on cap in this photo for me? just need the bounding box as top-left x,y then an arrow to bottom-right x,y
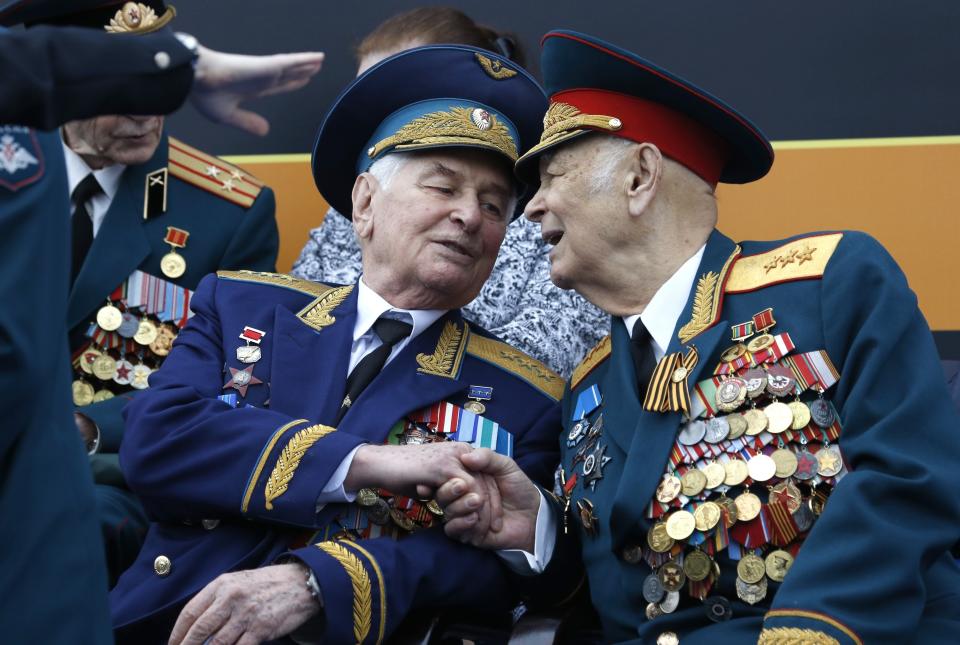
368,107 -> 518,161
537,101 -> 623,146
104,2 -> 176,34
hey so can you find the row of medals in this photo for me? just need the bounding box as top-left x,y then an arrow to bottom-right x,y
72,300 -> 179,406
634,357 -> 838,620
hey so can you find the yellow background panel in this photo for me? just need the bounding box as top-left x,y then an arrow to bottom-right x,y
228,140 -> 960,330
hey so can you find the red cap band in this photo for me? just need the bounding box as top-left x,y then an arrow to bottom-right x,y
553,88 -> 730,186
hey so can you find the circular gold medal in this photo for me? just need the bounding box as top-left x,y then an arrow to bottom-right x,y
788,400 -> 811,430
683,550 -> 713,582
463,400 -> 486,414
92,389 -> 115,403
770,480 -> 802,513
764,549 -> 794,582
657,561 -> 687,592
680,469 -> 707,497
656,474 -> 683,504
96,304 -> 123,331
747,453 -> 777,482
150,324 -> 177,357
356,488 -> 379,507
645,602 -> 663,620
743,408 -> 768,435
734,491 -> 762,521
716,496 -> 739,527
80,347 -> 101,375
130,364 -> 152,390
425,500 -> 444,517
764,401 -> 793,434
746,333 -> 775,353
715,377 -> 747,412
647,521 -> 675,553
720,343 -> 747,363
390,507 -> 416,531
665,510 -> 696,540
771,448 -> 799,478
134,319 -> 158,346
693,501 -> 722,531
816,445 -> 843,477
703,462 -> 726,489
72,379 -> 95,406
92,353 -> 118,381
737,553 -> 767,584
161,251 -> 187,279
726,413 -> 748,439
723,459 -> 749,487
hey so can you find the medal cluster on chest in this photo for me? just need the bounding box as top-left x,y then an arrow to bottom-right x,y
72,270 -> 194,406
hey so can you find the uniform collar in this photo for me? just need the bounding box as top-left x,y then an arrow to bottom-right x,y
61,136 -> 125,203
353,276 -> 445,343
622,243 -> 706,358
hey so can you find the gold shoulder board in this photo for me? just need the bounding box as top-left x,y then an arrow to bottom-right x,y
725,233 -> 843,294
168,137 -> 265,208
570,335 -> 611,390
466,332 -> 564,401
217,270 -> 336,298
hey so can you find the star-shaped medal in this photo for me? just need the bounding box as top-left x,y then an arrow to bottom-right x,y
223,365 -> 262,397
582,442 -> 612,491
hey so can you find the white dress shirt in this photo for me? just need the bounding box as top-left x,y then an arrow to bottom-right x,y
62,139 -> 124,236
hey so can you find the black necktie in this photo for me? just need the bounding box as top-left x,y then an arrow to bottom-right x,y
71,174 -> 102,285
336,316 -> 413,423
630,319 -> 657,396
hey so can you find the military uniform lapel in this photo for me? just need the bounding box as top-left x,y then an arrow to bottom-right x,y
339,310 -> 468,443
268,286 -> 357,423
609,231 -> 740,544
67,141 -> 168,328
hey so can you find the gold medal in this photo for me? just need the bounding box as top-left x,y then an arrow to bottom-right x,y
72,379 -> 95,406
716,495 -> 739,527
665,510 -> 696,540
96,303 -> 123,331
130,363 -> 152,390
149,323 -> 177,357
770,480 -> 802,513
734,491 -> 762,522
683,550 -> 713,582
425,500 -> 444,517
746,333 -> 774,353
463,400 -> 486,414
720,343 -> 747,363
656,474 -> 683,504
788,400 -> 811,429
647,521 -> 675,553
680,469 -> 707,497
764,401 -> 793,434
92,353 -> 118,381
723,458 -> 749,487
389,507 -> 416,532
356,488 -> 379,507
645,602 -> 664,621
736,553 -> 767,584
693,501 -> 722,531
726,413 -> 748,439
771,448 -> 799,479
764,549 -> 794,582
816,445 -> 843,477
743,408 -> 768,435
134,318 -> 158,346
702,462 -> 726,490
160,251 -> 187,279
747,453 -> 777,482
657,561 -> 686,592
93,389 -> 115,403
80,346 -> 101,375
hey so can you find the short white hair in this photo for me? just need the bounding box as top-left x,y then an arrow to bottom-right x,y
587,136 -> 636,194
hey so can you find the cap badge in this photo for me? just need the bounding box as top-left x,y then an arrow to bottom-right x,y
105,2 -> 176,34
470,108 -> 492,131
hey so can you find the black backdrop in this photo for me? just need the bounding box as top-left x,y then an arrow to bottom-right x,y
168,0 -> 960,155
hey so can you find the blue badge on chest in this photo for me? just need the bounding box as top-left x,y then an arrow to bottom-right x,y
0,126 -> 44,191
572,384 -> 602,421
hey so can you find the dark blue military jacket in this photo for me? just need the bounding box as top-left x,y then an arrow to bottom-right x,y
73,132 -> 278,451
556,229 -> 960,644
0,127 -> 112,641
111,271 -> 563,643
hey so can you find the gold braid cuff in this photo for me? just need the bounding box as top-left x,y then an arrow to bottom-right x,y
264,424 -> 336,510
758,628 -> 840,645
315,542 -> 372,645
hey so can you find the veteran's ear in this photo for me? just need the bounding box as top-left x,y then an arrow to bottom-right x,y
351,173 -> 377,240
625,142 -> 663,218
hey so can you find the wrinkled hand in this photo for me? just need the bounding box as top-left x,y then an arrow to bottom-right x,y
437,449 -> 540,552
345,442 -> 503,534
168,563 -> 319,645
190,46 -> 324,136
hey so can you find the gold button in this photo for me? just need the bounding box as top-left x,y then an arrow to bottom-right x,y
153,555 -> 172,577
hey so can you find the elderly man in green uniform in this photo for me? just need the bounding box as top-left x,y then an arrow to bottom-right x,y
437,30 -> 960,645
1,0 -> 281,586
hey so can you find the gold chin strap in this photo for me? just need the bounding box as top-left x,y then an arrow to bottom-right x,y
104,2 -> 176,34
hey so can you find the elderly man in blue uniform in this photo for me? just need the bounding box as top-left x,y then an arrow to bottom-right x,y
1,0 -> 283,584
437,30 -> 960,644
111,44 -> 562,644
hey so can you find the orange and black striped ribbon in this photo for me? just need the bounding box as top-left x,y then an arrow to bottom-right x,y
642,346 -> 699,416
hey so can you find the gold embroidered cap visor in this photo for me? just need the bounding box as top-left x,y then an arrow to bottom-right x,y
1,0 -> 175,33
514,30 -> 774,187
311,44 -> 548,220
